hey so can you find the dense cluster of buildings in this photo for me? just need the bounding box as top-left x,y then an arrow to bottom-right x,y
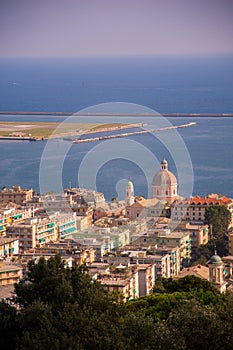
1,159 -> 233,300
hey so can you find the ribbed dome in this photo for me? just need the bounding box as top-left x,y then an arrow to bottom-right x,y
151,159 -> 178,201
152,170 -> 177,187
210,254 -> 222,264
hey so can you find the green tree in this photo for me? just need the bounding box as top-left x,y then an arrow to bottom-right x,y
153,276 -> 219,295
194,236 -> 228,264
2,255 -> 233,349
122,313 -> 185,350
166,299 -> 222,350
152,277 -> 166,293
215,293 -> 233,349
205,205 -> 231,238
16,300 -> 59,350
14,255 -> 128,350
0,301 -> 17,350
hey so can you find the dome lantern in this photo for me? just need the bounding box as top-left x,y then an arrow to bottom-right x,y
161,158 -> 168,170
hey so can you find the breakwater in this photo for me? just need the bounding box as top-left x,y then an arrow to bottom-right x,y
0,136 -> 36,142
72,122 -> 196,144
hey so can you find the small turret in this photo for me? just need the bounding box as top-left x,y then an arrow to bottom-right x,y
126,180 -> 134,206
208,248 -> 226,293
161,158 -> 168,170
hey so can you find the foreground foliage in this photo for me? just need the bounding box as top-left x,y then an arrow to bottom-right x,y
1,256 -> 233,349
194,236 -> 228,265
204,205 -> 231,238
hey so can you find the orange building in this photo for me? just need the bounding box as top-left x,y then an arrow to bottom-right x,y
171,194 -> 233,224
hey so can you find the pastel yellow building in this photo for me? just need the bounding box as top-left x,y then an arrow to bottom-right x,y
0,186 -> 34,205
0,261 -> 22,286
228,233 -> 233,255
6,217 -> 59,252
98,268 -> 139,301
0,237 -> 19,257
0,217 -> 7,237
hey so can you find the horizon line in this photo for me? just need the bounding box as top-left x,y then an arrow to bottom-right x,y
1,52 -> 233,59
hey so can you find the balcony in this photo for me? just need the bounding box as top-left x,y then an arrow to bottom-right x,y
37,227 -> 55,235
60,226 -> 76,239
59,220 -> 76,229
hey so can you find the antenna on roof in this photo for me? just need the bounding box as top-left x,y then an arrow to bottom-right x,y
214,243 -> 217,256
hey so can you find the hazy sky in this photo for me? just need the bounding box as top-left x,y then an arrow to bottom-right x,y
0,0 -> 233,57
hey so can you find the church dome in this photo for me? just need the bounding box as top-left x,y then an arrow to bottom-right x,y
152,170 -> 177,187
210,254 -> 222,265
152,159 -> 177,187
152,159 -> 178,201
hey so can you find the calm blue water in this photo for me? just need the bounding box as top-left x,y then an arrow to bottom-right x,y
0,56 -> 232,200
1,55 -> 233,113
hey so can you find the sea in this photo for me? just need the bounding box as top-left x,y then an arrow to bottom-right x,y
0,55 -> 233,201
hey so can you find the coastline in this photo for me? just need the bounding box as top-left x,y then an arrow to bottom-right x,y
0,122 -> 144,141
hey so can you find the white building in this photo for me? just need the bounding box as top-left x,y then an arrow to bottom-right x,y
152,159 -> 178,202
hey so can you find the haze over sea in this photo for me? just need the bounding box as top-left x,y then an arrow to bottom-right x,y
0,55 -> 233,200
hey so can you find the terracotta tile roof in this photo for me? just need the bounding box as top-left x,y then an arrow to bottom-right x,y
129,198 -> 160,208
189,195 -> 232,206
173,194 -> 232,206
176,265 -> 209,280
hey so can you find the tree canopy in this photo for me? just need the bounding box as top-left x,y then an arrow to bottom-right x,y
205,205 -> 231,238
194,236 -> 228,264
1,256 -> 233,350
10,255 -> 127,350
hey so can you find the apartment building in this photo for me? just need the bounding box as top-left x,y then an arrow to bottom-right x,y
171,194 -> 233,225
0,186 -> 34,205
6,217 -> 58,252
0,261 -> 22,286
0,237 -> 19,257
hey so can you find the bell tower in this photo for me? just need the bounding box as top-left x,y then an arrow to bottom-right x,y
208,249 -> 226,293
126,180 -> 134,206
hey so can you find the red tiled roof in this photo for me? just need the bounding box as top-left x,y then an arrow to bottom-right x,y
189,195 -> 232,206
172,194 -> 232,207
